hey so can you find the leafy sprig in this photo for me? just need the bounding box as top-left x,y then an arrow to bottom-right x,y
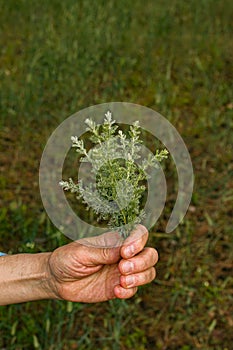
60,111 -> 169,237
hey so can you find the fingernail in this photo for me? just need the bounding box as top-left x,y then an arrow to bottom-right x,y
125,245 -> 134,258
126,275 -> 135,287
123,261 -> 134,273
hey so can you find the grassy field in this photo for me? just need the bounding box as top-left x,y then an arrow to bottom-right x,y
0,0 -> 233,349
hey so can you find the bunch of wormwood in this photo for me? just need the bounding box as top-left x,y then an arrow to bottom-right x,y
60,111 -> 168,237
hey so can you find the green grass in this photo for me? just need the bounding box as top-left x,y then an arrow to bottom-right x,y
0,0 -> 233,349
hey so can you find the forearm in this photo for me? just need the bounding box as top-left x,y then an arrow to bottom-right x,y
0,253 -> 56,305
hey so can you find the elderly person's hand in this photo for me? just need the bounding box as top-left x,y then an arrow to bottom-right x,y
48,225 -> 158,302
0,225 -> 158,305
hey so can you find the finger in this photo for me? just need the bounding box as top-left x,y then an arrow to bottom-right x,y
120,267 -> 156,289
114,285 -> 138,299
121,224 -> 148,259
119,247 -> 158,275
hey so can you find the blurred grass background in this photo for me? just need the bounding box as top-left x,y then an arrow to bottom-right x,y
0,0 -> 232,349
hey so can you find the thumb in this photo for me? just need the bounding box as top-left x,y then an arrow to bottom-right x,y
76,244 -> 121,266
76,231 -> 122,265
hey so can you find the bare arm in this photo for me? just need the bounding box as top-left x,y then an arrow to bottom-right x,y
0,253 -> 55,305
0,225 -> 158,305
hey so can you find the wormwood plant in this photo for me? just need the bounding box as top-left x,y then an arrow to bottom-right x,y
60,111 -> 168,237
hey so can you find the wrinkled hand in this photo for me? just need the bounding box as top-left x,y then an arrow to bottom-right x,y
47,225 -> 158,302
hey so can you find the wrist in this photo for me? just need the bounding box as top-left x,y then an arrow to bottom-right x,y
39,252 -> 60,300
45,252 -> 62,300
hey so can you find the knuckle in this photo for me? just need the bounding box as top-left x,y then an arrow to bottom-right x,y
141,267 -> 156,285
102,247 -> 110,260
151,267 -> 156,281
130,287 -> 138,297
154,249 -> 159,264
137,224 -> 148,236
147,247 -> 159,265
134,225 -> 148,245
137,256 -> 147,271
